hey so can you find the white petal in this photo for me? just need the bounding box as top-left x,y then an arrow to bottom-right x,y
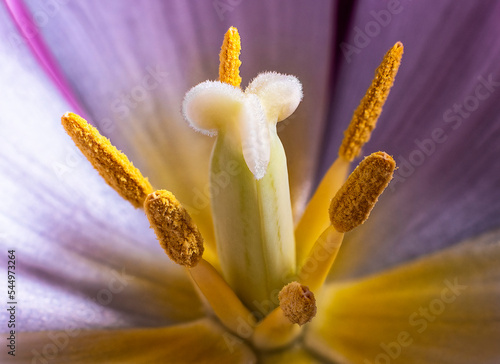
246,72 -> 303,122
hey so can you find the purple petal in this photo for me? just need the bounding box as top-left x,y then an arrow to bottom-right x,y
3,0 -> 85,116
0,8 -> 202,331
320,0 -> 500,279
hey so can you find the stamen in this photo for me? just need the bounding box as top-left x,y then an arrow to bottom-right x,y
298,226 -> 345,293
189,259 -> 256,336
278,282 -> 317,326
330,152 -> 395,233
338,42 -> 403,161
144,190 -> 204,267
61,112 -> 153,208
251,306 -> 301,350
295,158 -> 349,265
219,26 -> 242,87
251,283 -> 316,348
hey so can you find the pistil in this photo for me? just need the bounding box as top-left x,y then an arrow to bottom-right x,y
182,27 -> 301,311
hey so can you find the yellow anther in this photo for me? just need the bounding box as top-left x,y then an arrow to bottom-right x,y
61,112 -> 153,208
330,152 -> 395,233
279,282 -> 317,326
219,26 -> 242,87
144,190 -> 204,267
339,42 -> 403,161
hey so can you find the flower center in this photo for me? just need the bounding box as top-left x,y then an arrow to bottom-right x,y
60,27 -> 403,351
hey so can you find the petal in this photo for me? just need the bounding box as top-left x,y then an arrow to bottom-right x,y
260,345 -> 326,364
3,0 -> 85,115
0,9 -> 202,331
10,319 -> 256,363
305,229 -> 500,364
20,0 -> 336,220
320,0 -> 500,279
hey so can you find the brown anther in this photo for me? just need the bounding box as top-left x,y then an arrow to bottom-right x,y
330,152 -> 395,232
144,190 -> 204,267
278,282 -> 317,326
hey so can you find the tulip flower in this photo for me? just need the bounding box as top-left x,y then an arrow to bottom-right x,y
1,1 -> 499,363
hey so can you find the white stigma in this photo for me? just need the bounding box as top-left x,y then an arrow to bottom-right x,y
182,73 -> 302,179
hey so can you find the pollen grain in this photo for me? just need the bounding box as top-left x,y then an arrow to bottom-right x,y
278,282 -> 317,326
144,190 -> 204,267
61,112 -> 153,208
339,42 -> 403,161
219,26 -> 242,87
330,152 -> 395,232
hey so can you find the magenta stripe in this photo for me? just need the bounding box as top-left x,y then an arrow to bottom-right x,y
3,0 -> 86,117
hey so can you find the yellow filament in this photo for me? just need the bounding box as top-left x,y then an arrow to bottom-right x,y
189,259 -> 256,336
219,27 -> 242,87
298,226 -> 345,293
330,152 -> 395,233
251,307 -> 301,350
338,42 -> 403,161
295,158 -> 350,265
61,112 -> 153,208
144,190 -> 204,267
